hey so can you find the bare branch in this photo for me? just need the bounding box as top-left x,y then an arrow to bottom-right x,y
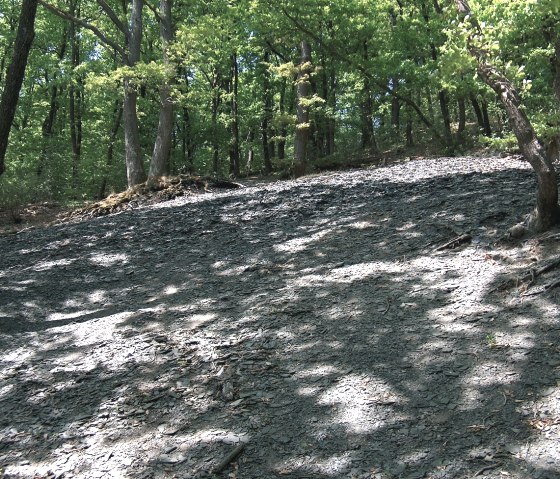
38,0 -> 129,64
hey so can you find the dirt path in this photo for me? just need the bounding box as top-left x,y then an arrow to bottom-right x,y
1,156 -> 560,479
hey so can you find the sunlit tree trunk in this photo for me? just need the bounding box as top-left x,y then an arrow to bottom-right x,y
454,0 -> 559,232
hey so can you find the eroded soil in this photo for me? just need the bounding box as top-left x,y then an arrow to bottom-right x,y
1,156 -> 560,479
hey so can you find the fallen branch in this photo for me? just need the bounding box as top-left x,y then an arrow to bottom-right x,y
519,255 -> 560,284
522,275 -> 560,296
434,233 -> 472,252
212,442 -> 245,474
472,462 -> 502,477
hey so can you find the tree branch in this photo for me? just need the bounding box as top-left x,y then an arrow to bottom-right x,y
38,0 -> 129,64
145,0 -> 164,23
96,0 -> 129,38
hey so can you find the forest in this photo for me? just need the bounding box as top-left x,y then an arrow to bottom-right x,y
1,0 -> 560,230
4,2 -> 560,479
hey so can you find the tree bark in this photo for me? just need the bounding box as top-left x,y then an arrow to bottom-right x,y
454,0 -> 559,231
123,0 -> 146,187
457,96 -> 466,141
98,100 -> 123,199
470,93 -> 486,134
361,41 -> 377,151
228,52 -> 241,177
277,77 -> 288,160
211,87 -> 221,174
261,51 -> 274,173
68,0 -> 83,192
293,39 -> 312,178
0,0 -> 38,176
149,0 -> 174,180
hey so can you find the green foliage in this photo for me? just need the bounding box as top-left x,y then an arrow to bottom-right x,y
2,0 -> 560,202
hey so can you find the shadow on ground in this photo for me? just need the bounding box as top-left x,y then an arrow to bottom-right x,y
1,158 -> 559,478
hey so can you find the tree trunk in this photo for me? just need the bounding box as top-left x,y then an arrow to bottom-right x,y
361,42 -> 377,151
293,39 -> 312,178
327,67 -> 336,155
123,0 -> 146,187
454,0 -> 559,231
212,88 -> 221,174
246,129 -> 255,174
470,94 -> 486,133
457,96 -> 466,141
277,78 -> 287,160
228,52 -> 241,177
261,51 -> 274,173
0,0 -> 38,176
438,89 -> 452,145
149,0 -> 174,180
98,100 -> 123,199
68,0 -> 83,193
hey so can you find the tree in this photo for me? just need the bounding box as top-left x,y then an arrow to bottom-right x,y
453,0 -> 559,232
0,0 -> 39,176
293,39 -> 312,177
148,0 -> 175,180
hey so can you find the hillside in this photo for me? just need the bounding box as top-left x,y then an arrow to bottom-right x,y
1,156 -> 560,479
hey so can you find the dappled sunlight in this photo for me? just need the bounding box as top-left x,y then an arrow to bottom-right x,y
47,308 -> 103,322
70,311 -> 136,345
463,362 -> 521,387
274,227 -> 335,254
2,159 -> 560,477
275,452 -> 354,476
89,252 -> 129,266
33,257 -> 77,271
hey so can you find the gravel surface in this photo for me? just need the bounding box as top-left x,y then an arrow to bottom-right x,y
1,155 -> 560,479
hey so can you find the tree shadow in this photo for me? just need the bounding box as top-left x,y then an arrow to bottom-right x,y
1,158 -> 559,478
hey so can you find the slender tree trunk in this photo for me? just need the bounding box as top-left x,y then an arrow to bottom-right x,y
361,42 -> 377,151
277,78 -> 287,160
261,51 -> 274,173
228,52 -> 241,177
68,1 -> 83,192
455,0 -> 559,231
149,0 -> 174,180
438,89 -> 452,145
470,94 -> 485,133
246,129 -> 255,174
293,39 -> 312,178
212,89 -> 220,174
182,106 -> 194,172
124,0 -> 146,187
327,67 -> 336,155
98,100 -> 123,199
457,96 -> 466,141
391,94 -> 400,133
406,117 -> 413,147
0,0 -> 38,176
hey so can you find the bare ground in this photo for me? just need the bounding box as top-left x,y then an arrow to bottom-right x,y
1,155 -> 560,479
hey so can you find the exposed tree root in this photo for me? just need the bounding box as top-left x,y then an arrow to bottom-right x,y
433,233 -> 472,252
62,175 -> 242,221
493,255 -> 560,294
